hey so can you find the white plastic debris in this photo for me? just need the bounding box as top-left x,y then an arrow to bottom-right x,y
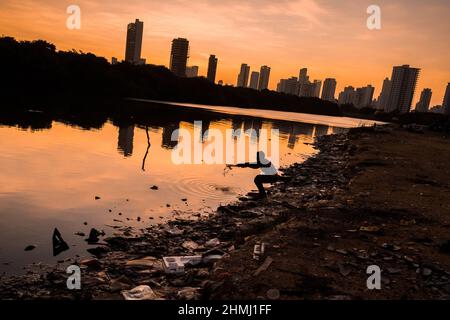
182,240 -> 199,251
205,238 -> 221,248
202,249 -> 227,264
253,242 -> 266,261
125,257 -> 163,271
121,285 -> 157,300
163,256 -> 202,274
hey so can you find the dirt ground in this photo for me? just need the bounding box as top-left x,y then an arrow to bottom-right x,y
207,126 -> 450,300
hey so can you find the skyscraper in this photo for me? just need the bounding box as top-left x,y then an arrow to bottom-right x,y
277,77 -> 298,95
170,38 -> 189,77
338,86 -> 356,105
298,82 -> 317,97
299,68 -> 308,84
313,80 -> 322,98
207,55 -> 218,83
249,72 -> 260,90
415,88 -> 432,112
125,19 -> 144,64
258,66 -> 271,91
443,83 -> 450,115
385,65 -> 420,114
186,66 -> 199,78
355,85 -> 375,108
321,78 -> 337,101
377,78 -> 392,110
237,64 -> 250,87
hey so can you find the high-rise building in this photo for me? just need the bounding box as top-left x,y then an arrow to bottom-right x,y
170,38 -> 189,77
185,66 -> 199,78
443,83 -> 450,115
338,86 -> 356,105
125,19 -> 144,64
415,88 -> 432,112
249,72 -> 260,90
313,80 -> 322,98
111,57 -> 118,65
277,77 -> 298,95
299,81 -> 316,97
299,68 -> 309,84
258,66 -> 271,91
355,85 -> 375,108
237,64 -> 250,87
385,65 -> 420,113
377,78 -> 392,110
207,55 -> 218,83
321,78 -> 337,101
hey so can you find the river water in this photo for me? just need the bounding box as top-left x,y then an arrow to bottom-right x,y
0,101 -> 379,275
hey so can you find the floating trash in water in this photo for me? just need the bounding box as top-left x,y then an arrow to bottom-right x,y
52,228 -> 69,256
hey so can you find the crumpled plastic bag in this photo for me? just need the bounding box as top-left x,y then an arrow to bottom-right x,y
121,285 -> 157,300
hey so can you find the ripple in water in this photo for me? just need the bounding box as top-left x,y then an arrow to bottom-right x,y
167,175 -> 247,201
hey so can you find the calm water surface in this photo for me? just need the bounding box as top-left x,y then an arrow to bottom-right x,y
0,102 -> 377,275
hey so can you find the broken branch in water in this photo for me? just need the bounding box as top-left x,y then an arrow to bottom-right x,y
141,126 -> 151,171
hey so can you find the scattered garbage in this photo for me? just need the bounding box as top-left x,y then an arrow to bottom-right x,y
163,256 -> 202,275
121,285 -> 158,300
164,226 -> 184,236
150,185 -> 159,190
86,228 -> 104,244
266,288 -> 280,300
205,238 -> 220,248
126,257 -> 163,271
53,228 -> 69,256
24,245 -> 36,251
359,226 -> 381,233
177,287 -> 200,300
95,196 -> 101,200
182,240 -> 199,251
253,257 -> 273,277
202,249 -> 227,264
80,258 -> 102,269
253,242 -> 266,261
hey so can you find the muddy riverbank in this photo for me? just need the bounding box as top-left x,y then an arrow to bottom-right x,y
1,124 -> 449,300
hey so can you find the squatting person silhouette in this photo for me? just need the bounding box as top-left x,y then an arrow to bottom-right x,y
228,151 -> 280,198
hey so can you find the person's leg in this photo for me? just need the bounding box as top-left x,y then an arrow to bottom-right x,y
254,175 -> 267,197
254,175 -> 280,197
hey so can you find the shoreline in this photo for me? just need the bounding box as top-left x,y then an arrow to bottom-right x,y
1,124 -> 449,300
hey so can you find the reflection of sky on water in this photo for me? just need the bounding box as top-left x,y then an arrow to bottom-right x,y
0,107 -> 347,275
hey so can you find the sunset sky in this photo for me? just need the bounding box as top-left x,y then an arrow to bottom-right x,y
1,0 -> 449,106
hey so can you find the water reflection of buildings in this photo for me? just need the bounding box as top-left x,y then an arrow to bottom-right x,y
117,125 -> 135,157
115,117 -> 337,157
162,122 -> 180,149
314,125 -> 330,138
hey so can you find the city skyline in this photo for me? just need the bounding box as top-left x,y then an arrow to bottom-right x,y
0,0 -> 449,106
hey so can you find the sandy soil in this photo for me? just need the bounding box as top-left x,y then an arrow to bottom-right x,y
207,126 -> 450,300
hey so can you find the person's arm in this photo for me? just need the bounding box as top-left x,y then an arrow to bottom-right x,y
228,162 -> 261,169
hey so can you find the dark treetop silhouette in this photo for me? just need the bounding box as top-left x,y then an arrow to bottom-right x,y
0,36 -> 341,117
